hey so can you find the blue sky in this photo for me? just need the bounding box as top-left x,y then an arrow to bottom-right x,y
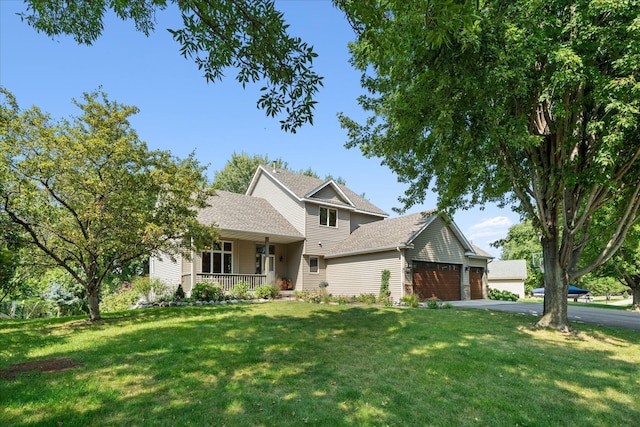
0,0 -> 520,257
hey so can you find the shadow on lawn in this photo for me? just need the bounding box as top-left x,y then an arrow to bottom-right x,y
1,303 -> 639,426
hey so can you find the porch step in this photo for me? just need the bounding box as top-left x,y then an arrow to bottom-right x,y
279,290 -> 296,300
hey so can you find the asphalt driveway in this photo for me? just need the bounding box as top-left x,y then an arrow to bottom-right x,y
447,300 -> 640,331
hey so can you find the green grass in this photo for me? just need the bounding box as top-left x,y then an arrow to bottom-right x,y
1,303 -> 639,426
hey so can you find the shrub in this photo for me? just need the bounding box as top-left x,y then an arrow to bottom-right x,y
1,299 -> 48,318
330,295 -> 354,305
132,277 -> 169,303
255,284 -> 279,300
192,283 -> 225,302
100,284 -> 139,312
231,281 -> 251,299
43,283 -> 86,317
488,288 -> 519,301
174,284 -> 186,300
318,281 -> 330,303
295,290 -> 321,303
401,294 -> 419,308
426,296 -> 441,309
380,269 -> 391,300
356,293 -> 377,305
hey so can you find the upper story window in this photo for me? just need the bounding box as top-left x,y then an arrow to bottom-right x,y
202,241 -> 233,274
319,206 -> 337,227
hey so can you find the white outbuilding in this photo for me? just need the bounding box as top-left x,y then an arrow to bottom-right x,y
487,260 -> 528,299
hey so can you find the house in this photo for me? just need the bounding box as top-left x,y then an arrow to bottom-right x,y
487,260 -> 528,298
150,165 -> 493,301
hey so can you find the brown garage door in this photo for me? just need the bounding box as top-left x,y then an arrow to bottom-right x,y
412,261 -> 461,301
469,267 -> 484,300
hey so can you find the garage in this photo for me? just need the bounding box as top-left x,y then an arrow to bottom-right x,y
469,267 -> 484,299
412,261 -> 461,301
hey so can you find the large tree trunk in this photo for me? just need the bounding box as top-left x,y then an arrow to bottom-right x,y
535,235 -> 572,331
86,283 -> 101,321
631,285 -> 640,312
621,274 -> 640,311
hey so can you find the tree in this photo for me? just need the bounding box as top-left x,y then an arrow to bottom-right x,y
609,226 -> 640,311
214,153 -> 347,194
19,0 -> 323,132
337,1 -> 640,330
0,238 -> 20,303
492,221 -> 542,294
214,152 -> 288,194
0,88 -> 217,321
581,203 -> 640,309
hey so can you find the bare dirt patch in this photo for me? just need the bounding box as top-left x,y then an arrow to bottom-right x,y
0,358 -> 81,381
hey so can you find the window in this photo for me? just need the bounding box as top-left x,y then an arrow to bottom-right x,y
412,261 -> 460,271
202,241 -> 233,274
319,207 -> 337,227
309,256 -> 319,273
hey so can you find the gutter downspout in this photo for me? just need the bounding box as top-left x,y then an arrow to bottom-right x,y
397,246 -> 405,300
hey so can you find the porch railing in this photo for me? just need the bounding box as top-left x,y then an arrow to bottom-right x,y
182,274 -> 267,292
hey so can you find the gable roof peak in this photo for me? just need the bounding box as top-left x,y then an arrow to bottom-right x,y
248,165 -> 388,217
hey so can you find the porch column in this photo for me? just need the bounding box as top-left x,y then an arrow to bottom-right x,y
265,237 -> 275,285
190,246 -> 197,295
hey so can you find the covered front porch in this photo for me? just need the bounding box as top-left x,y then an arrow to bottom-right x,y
184,190 -> 305,296
182,233 -> 304,296
182,273 -> 267,293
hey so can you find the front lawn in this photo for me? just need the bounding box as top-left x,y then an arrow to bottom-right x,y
1,303 -> 638,426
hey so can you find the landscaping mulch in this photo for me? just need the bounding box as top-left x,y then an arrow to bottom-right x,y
0,358 -> 81,381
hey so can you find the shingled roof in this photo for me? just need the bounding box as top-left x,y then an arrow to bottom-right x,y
488,260 -> 527,279
470,243 -> 494,258
197,190 -> 304,243
325,212 -> 437,258
250,166 -> 388,217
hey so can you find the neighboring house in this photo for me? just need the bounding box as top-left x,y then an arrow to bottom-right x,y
150,165 -> 493,301
487,260 -> 528,298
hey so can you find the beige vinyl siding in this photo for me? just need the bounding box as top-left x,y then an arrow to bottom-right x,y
350,212 -> 383,233
302,255 -> 326,289
305,204 -> 350,256
182,257 -> 191,276
406,216 -> 466,264
250,171 -> 305,233
236,240 -> 256,274
286,241 -> 304,289
150,253 -> 182,287
312,185 -> 349,205
326,251 -> 402,300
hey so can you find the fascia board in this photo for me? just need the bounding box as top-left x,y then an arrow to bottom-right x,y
406,214 -> 438,246
304,198 -> 356,211
248,165 -> 304,202
325,244 -> 413,259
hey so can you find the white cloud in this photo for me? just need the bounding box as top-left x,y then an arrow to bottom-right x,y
465,216 -> 514,258
468,216 -> 513,234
